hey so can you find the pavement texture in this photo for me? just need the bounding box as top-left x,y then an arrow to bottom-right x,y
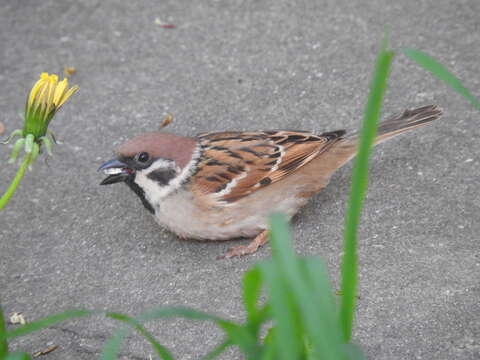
1,1 -> 479,359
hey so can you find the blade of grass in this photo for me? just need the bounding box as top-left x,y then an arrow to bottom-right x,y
6,309 -> 95,339
267,213 -> 344,360
339,37 -> 395,343
102,307 -> 225,360
253,304 -> 271,326
340,38 -> 394,343
5,352 -> 31,360
136,307 -> 225,323
261,327 -> 278,360
100,327 -> 128,360
202,339 -> 232,360
343,343 -> 366,360
259,260 -> 302,360
217,322 -> 262,359
243,266 -> 270,341
243,267 -> 263,323
136,307 -> 261,358
106,312 -> 174,360
0,306 -> 8,357
302,257 -> 343,354
401,48 -> 480,110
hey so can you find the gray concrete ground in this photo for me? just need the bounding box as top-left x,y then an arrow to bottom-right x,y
1,1 -> 479,359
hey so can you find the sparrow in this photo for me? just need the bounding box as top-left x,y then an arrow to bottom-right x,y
99,105 -> 443,258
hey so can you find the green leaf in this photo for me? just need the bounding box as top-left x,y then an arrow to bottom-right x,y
201,339 -> 232,360
340,36 -> 394,343
0,306 -> 8,358
263,327 -> 275,346
267,214 -> 344,360
261,339 -> 278,360
106,312 -> 174,360
259,259 -> 305,360
243,267 -> 269,337
302,258 -> 343,356
263,215 -> 305,360
254,304 -> 271,325
401,48 -> 480,110
343,343 -> 366,360
5,352 -> 31,360
137,307 -> 224,323
261,327 -> 278,360
135,306 -> 264,359
136,307 -> 253,358
243,267 -> 263,321
217,322 -> 261,359
102,307 -> 235,360
100,328 -> 128,360
6,310 -> 95,339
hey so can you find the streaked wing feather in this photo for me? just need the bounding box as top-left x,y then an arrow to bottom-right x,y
191,130 -> 345,203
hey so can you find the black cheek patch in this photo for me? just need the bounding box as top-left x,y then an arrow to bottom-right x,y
147,168 -> 177,186
125,179 -> 155,214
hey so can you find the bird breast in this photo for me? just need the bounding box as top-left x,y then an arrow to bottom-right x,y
152,185 -> 311,240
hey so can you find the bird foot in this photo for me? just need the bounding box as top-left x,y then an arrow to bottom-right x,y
217,230 -> 268,259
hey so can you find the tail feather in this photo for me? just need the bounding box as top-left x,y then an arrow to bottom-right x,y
325,105 -> 443,172
350,104 -> 443,145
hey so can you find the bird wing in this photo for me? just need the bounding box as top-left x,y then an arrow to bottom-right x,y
189,129 -> 345,204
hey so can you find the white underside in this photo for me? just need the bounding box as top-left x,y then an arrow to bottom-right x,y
148,186 -> 310,240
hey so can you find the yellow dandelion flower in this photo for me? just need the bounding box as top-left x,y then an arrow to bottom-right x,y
24,72 -> 78,138
0,73 -> 78,210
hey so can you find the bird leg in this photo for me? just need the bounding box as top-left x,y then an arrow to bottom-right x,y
219,230 -> 269,259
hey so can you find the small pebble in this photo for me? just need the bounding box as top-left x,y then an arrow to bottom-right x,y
9,312 -> 26,325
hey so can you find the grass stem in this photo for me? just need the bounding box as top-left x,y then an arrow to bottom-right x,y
339,39 -> 394,343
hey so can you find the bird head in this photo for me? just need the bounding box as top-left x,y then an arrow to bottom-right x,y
99,132 -> 199,212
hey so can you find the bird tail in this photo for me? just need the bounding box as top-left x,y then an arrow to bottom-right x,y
320,105 -> 443,173
347,104 -> 443,145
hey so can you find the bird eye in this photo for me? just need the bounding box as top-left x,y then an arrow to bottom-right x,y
136,152 -> 150,163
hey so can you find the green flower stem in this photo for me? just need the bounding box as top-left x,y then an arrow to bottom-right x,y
0,306 -> 8,357
0,153 -> 32,211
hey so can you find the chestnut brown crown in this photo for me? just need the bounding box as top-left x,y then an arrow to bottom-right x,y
116,132 -> 198,169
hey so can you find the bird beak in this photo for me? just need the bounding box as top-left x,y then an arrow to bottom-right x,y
98,159 -> 133,185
